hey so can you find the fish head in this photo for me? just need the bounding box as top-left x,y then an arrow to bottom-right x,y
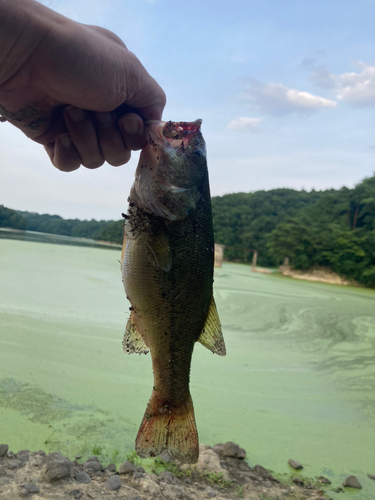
131,120 -> 208,220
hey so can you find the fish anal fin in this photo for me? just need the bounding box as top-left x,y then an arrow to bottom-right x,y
145,230 -> 172,272
136,393 -> 199,464
123,312 -> 149,355
197,296 -> 226,356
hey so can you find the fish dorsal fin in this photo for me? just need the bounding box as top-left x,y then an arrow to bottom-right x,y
145,230 -> 172,272
197,296 -> 226,356
123,312 -> 149,355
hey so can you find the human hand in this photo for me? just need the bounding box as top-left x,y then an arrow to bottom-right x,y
0,0 -> 166,172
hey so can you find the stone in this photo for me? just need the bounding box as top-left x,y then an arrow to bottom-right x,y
159,451 -> 172,463
140,476 -> 161,496
8,459 -> 23,469
288,459 -> 303,470
74,471 -> 91,484
69,489 -> 82,499
343,475 -> 362,489
0,467 -> 6,476
17,450 -> 30,462
133,471 -> 144,479
118,461 -> 137,474
75,455 -> 82,460
200,444 -> 213,452
105,463 -> 116,472
368,474 -> 375,480
24,483 -> 40,494
213,444 -> 224,455
206,486 -> 216,497
253,465 -> 279,483
180,447 -> 230,481
222,442 -> 246,459
318,476 -> 331,484
137,466 -> 145,473
83,460 -> 102,473
292,477 -> 304,486
104,474 -> 122,491
19,488 -> 29,498
41,452 -> 74,481
29,454 -> 44,467
159,471 -> 179,485
0,445 -> 8,458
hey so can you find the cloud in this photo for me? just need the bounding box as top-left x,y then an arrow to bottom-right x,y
310,62 -> 375,107
239,81 -> 337,116
336,62 -> 375,106
227,117 -> 262,132
309,66 -> 337,89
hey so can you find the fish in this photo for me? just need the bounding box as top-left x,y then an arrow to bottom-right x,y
121,119 -> 226,464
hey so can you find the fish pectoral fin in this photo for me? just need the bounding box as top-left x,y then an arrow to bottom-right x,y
123,312 -> 149,355
145,231 -> 172,272
197,295 -> 226,356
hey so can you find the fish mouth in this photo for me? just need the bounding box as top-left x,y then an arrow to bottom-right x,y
145,119 -> 203,151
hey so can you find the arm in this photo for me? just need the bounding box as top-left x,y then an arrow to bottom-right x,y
0,0 -> 166,171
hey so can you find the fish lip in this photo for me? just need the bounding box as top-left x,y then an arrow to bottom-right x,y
144,119 -> 204,151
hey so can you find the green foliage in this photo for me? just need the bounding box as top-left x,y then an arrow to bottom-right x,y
204,472 -> 231,487
0,205 -> 26,230
236,485 -> 244,497
92,445 -> 103,455
212,188 -> 322,266
8,209 -> 123,243
97,219 -> 124,244
268,175 -> 375,287
150,457 -> 182,476
126,449 -> 143,466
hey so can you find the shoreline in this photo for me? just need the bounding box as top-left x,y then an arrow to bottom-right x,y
1,441 -> 367,500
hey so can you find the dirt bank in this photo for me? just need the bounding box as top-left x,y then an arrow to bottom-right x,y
278,265 -> 353,286
1,442 -> 365,500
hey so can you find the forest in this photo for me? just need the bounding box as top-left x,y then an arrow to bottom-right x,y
1,174 -> 374,286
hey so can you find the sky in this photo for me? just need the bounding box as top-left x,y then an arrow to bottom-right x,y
0,0 -> 374,220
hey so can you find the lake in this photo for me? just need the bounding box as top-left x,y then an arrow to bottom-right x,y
0,233 -> 374,499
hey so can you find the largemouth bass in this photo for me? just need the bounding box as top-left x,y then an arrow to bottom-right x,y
121,119 -> 226,464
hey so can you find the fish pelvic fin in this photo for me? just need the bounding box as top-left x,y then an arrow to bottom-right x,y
123,312 -> 149,355
197,295 -> 226,356
136,393 -> 199,464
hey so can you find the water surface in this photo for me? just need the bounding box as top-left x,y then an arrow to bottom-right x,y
0,237 -> 374,498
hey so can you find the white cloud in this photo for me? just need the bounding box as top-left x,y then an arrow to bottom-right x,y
227,117 -> 262,132
310,62 -> 375,107
336,62 -> 375,106
240,81 -> 337,116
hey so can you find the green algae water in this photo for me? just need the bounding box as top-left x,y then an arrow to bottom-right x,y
0,235 -> 374,498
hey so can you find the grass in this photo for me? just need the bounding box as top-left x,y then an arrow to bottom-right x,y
236,485 -> 244,497
204,472 -> 231,488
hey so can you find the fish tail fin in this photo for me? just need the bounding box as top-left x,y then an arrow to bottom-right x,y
135,392 -> 199,464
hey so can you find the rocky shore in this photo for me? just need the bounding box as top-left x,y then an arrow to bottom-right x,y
1,441 -> 372,500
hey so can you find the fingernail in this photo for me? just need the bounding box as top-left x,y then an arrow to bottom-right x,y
120,116 -> 141,135
67,106 -> 85,122
59,133 -> 72,148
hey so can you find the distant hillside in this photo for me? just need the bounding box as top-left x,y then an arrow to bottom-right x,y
212,188 -> 322,266
2,174 -> 375,287
20,210 -> 126,243
0,205 -> 26,230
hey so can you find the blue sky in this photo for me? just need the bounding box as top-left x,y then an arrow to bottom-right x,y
0,0 -> 374,219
